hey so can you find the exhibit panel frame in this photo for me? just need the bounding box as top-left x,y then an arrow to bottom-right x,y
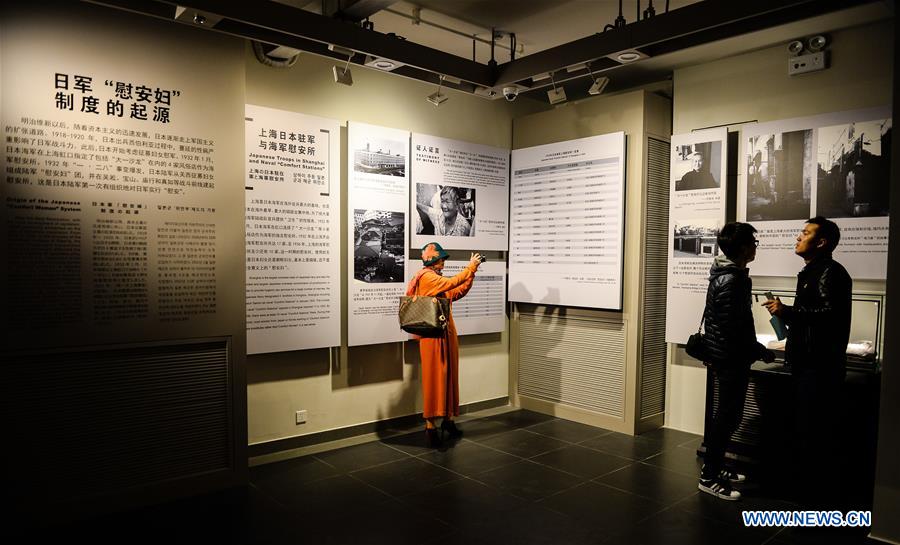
737,106 -> 891,279
508,132 -> 626,310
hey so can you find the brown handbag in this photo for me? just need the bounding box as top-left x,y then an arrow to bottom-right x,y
399,273 -> 450,337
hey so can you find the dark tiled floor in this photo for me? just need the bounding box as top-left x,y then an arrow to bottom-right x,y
25,410 -> 878,544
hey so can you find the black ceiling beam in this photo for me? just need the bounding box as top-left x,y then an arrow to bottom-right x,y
86,0 -> 881,99
328,0 -> 398,22
85,0 -> 495,86
494,0 -> 877,87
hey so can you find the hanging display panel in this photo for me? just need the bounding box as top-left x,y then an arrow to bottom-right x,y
347,122 -> 410,346
739,107 -> 891,279
509,132 -> 626,310
664,128 -> 728,344
410,133 -> 509,251
244,105 -> 340,354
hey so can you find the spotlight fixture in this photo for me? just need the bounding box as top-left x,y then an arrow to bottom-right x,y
807,34 -> 828,52
787,40 -> 805,55
547,73 -> 566,105
329,45 -> 355,86
333,63 -> 353,86
585,63 -> 609,96
426,75 -> 448,106
588,76 -> 610,96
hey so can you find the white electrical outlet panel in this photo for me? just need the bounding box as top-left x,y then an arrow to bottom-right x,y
295,410 -> 307,425
788,52 -> 826,76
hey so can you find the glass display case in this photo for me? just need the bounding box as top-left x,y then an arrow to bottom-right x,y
750,289 -> 884,372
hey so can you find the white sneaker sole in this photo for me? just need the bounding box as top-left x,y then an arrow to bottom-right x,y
698,482 -> 741,501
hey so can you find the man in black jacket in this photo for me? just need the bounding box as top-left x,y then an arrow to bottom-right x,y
763,216 -> 852,505
699,222 -> 775,501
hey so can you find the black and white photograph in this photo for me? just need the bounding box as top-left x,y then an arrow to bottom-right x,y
673,219 -> 720,258
414,183 -> 476,237
816,119 -> 892,218
353,209 -> 405,282
352,137 -> 406,177
674,140 -> 721,191
746,129 -> 813,221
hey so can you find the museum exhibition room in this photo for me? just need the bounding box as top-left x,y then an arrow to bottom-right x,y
1,0 -> 898,543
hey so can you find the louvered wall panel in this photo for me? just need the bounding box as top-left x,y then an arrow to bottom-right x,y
640,137 -> 672,419
2,340 -> 231,504
518,314 -> 626,417
710,374 -> 762,446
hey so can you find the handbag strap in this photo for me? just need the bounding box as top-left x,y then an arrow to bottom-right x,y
412,268 -> 448,300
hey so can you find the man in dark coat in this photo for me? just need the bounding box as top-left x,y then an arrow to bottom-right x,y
763,216 -> 852,506
699,222 -> 775,500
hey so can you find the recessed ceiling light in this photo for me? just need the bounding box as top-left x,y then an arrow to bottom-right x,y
608,49 -> 649,63
365,56 -> 405,71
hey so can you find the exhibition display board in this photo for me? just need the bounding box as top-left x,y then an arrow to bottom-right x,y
739,107 -> 891,279
0,5 -> 245,349
509,133 -> 626,309
244,105 -> 341,353
410,133 -> 509,251
665,128 -> 728,343
347,122 -> 410,346
405,260 -> 507,336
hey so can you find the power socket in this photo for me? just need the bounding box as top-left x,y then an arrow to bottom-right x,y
788,52 -> 826,76
295,410 -> 307,425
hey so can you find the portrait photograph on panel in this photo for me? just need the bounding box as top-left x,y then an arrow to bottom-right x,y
673,140 -> 722,191
353,209 -> 405,282
673,219 -> 720,258
816,118 -> 892,218
352,137 -> 406,177
746,129 -> 813,221
414,183 -> 476,237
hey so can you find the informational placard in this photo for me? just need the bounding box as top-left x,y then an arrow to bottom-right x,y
509,133 -> 625,309
739,107 -> 891,278
405,260 -> 506,336
244,105 -> 340,354
410,133 -> 509,251
0,5 -> 245,349
665,128 -> 727,344
347,122 -> 410,346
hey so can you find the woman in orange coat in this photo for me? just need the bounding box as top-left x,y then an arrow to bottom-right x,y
406,242 -> 482,447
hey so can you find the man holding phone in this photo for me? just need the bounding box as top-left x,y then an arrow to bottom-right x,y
762,216 -> 852,506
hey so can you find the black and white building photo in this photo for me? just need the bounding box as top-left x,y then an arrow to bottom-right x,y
746,130 -> 813,221
353,137 -> 406,176
817,119 -> 892,218
673,220 -> 719,258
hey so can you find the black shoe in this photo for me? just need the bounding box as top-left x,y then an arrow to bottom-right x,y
425,428 -> 442,448
698,478 -> 741,501
441,419 -> 463,439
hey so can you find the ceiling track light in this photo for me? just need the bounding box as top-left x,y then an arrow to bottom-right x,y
331,46 -> 354,86
547,73 -> 566,105
586,64 -> 609,96
427,75 -> 448,106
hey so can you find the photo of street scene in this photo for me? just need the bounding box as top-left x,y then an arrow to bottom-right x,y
816,118 -> 891,218
746,129 -> 813,221
353,209 -> 405,282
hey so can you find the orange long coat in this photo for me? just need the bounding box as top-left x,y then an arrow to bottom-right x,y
406,263 -> 477,419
